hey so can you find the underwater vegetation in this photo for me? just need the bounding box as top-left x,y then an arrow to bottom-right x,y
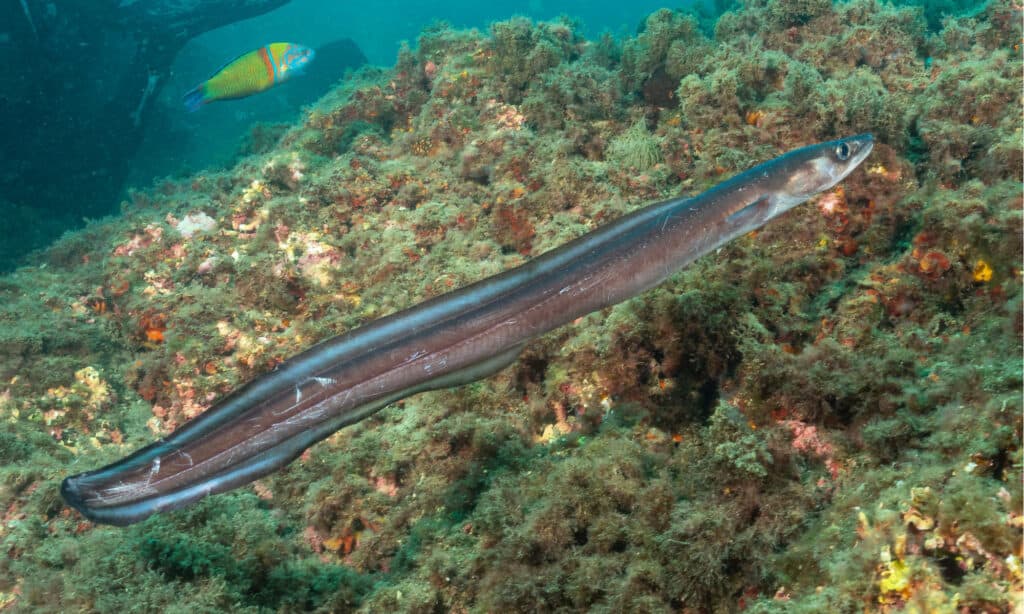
0,0 -> 1020,611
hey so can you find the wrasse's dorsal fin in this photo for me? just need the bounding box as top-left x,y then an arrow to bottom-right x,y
209,45 -> 267,78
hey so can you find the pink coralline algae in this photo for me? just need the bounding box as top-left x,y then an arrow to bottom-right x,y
783,419 -> 840,480
112,224 -> 163,257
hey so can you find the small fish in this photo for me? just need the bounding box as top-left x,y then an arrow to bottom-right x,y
183,43 -> 315,112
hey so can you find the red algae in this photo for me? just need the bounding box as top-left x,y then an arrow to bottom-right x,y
0,2 -> 1019,612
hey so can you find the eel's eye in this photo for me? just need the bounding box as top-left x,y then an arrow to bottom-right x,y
835,142 -> 850,161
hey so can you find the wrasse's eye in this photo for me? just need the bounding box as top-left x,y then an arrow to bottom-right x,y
835,142 -> 851,161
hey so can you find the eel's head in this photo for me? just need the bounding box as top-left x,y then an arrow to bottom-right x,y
772,133 -> 874,213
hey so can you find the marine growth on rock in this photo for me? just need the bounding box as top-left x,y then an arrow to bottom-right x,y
0,1 -> 1019,612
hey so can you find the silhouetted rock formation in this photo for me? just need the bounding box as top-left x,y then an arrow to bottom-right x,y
0,0 -> 290,267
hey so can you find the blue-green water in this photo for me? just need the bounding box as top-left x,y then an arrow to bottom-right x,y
137,1 -> 710,193
3,0 -> 705,272
0,0 -> 991,270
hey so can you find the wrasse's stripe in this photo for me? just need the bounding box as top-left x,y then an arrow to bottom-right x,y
259,46 -> 276,83
269,45 -> 282,81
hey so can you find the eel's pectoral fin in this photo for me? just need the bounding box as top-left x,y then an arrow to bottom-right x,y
726,195 -> 772,225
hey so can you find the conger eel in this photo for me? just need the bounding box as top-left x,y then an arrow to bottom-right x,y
61,134 -> 874,525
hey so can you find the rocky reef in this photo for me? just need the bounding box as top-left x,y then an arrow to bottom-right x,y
0,0 -> 1020,611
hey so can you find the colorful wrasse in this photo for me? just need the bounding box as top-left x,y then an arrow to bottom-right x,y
183,43 -> 315,112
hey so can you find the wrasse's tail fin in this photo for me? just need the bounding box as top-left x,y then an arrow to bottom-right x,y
183,84 -> 208,112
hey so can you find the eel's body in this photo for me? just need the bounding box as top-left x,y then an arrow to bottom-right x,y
62,134 -> 873,525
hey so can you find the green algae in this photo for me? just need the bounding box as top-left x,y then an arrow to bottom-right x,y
606,119 -> 663,171
0,0 -> 1020,611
